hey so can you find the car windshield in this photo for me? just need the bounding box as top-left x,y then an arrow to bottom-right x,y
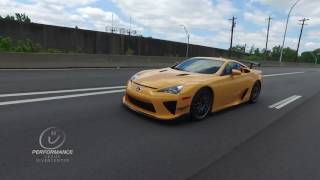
173,58 -> 224,74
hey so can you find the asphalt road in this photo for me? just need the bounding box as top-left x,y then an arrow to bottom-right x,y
0,67 -> 320,180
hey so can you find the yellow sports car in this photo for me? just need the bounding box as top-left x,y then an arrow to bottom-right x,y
123,57 -> 262,121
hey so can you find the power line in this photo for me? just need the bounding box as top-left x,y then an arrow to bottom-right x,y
296,18 -> 309,61
228,16 -> 237,57
265,16 -> 272,60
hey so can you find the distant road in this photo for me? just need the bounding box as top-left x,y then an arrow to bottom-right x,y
1,67 -> 320,180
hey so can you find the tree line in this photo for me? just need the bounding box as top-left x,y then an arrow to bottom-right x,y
231,45 -> 319,64
0,13 -> 31,23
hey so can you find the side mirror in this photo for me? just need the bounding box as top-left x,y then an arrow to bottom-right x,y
232,69 -> 242,76
171,61 -> 180,68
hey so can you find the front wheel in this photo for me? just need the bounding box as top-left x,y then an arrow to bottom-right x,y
249,81 -> 261,104
190,88 -> 213,121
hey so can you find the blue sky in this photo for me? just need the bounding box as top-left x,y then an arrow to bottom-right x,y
1,0 -> 320,53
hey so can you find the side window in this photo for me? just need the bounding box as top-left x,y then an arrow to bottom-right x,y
223,63 -> 232,75
233,63 -> 241,71
223,62 -> 241,76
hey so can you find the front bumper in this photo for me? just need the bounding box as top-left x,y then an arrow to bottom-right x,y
122,81 -> 191,120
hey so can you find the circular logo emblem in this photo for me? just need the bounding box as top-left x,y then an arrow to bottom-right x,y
136,86 -> 141,92
39,127 -> 66,150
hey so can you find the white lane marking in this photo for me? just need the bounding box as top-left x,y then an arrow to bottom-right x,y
274,96 -> 302,109
263,72 -> 304,77
268,95 -> 299,109
0,67 -> 141,71
0,89 -> 125,106
0,86 -> 126,98
269,95 -> 302,109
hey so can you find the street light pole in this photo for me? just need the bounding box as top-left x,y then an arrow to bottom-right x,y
180,25 -> 190,57
279,0 -> 300,63
310,52 -> 318,65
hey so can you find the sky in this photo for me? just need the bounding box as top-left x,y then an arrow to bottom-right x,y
1,0 -> 320,53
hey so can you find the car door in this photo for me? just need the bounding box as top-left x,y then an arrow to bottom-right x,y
216,62 -> 250,108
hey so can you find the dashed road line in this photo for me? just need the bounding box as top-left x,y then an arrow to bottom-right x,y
0,86 -> 126,98
0,89 -> 126,106
269,95 -> 302,110
263,72 -> 304,77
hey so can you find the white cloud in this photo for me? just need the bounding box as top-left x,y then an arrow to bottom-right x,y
77,7 -> 143,32
32,0 -> 97,7
0,0 -> 136,32
0,0 -> 319,52
112,0 -> 237,36
0,0 -> 84,27
305,42 -> 320,50
244,12 -> 267,25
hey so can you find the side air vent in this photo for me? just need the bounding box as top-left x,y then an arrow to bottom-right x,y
241,89 -> 249,100
159,70 -> 168,72
176,74 -> 190,76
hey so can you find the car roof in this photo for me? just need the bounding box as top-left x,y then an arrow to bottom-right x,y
194,57 -> 235,63
193,57 -> 249,68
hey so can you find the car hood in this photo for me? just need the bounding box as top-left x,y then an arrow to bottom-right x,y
133,68 -> 216,89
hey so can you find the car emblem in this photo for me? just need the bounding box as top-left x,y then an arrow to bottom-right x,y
136,86 -> 141,92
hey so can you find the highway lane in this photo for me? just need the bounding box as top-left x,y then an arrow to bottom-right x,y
190,89 -> 320,180
0,67 -> 319,180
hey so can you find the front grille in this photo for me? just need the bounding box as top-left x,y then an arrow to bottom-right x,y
127,95 -> 156,113
163,101 -> 177,114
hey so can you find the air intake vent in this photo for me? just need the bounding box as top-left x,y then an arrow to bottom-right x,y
163,101 -> 177,114
159,70 -> 168,72
176,74 -> 190,76
127,95 -> 156,113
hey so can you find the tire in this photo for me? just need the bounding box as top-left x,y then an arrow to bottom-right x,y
249,81 -> 261,104
190,88 -> 213,121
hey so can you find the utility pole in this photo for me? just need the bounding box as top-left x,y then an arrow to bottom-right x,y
265,16 -> 272,60
229,16 -> 237,57
296,18 -> 309,61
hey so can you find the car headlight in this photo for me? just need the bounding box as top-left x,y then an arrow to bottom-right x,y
130,74 -> 139,81
158,85 -> 183,94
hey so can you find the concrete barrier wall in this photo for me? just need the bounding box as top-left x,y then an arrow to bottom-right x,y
0,20 -> 233,57
0,53 -> 318,69
0,53 -> 184,68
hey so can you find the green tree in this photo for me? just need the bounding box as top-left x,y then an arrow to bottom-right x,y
15,39 -> 40,52
249,45 -> 255,55
254,48 -> 260,55
271,46 -> 281,60
15,13 -> 31,23
0,37 -> 13,51
4,15 -> 15,21
282,47 -> 296,62
299,52 -> 314,63
0,13 -> 31,23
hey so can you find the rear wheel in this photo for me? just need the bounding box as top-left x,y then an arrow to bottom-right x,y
190,88 -> 213,121
249,81 -> 261,104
